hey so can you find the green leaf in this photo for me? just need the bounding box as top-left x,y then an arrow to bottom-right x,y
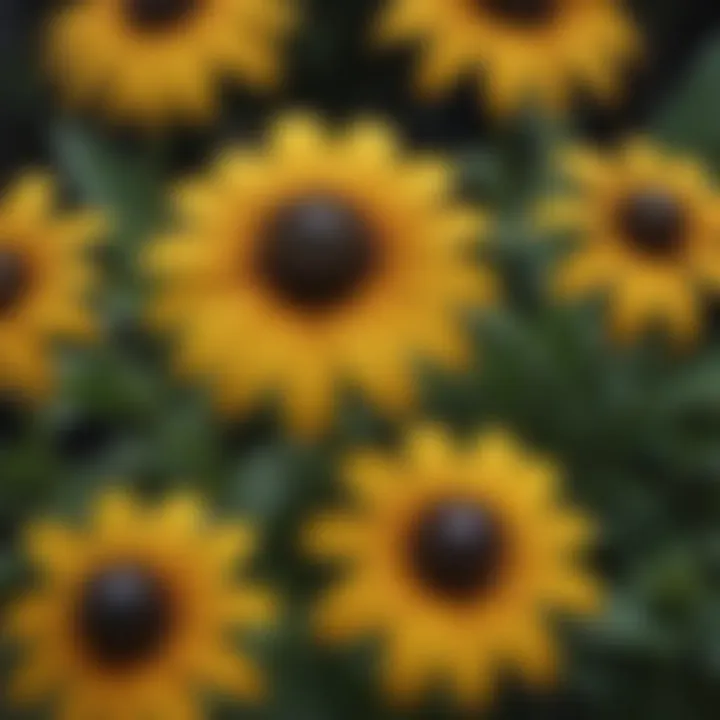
654,35 -> 720,172
50,119 -> 168,248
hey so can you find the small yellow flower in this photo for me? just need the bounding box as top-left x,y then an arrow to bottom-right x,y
304,426 -> 601,706
6,489 -> 276,719
377,0 -> 640,116
47,0 -> 294,125
0,173 -> 103,400
145,114 -> 495,436
542,139 -> 720,344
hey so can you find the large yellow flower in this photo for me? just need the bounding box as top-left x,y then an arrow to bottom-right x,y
6,489 -> 276,719
377,0 -> 640,116
543,139 -> 720,344
47,0 -> 293,125
304,426 -> 601,706
0,173 -> 102,400
144,114 -> 494,436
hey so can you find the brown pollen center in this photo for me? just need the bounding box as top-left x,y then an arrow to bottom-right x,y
408,498 -> 506,603
75,563 -> 175,670
616,189 -> 688,258
477,0 -> 559,26
256,194 -> 378,313
123,0 -> 199,32
0,249 -> 31,316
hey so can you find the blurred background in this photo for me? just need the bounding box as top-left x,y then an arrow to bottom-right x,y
3,0 -> 720,718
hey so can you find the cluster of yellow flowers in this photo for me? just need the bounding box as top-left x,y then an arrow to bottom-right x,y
2,0 -> 718,718
6,119 -> 720,434
8,431 -> 599,717
47,0 -> 639,123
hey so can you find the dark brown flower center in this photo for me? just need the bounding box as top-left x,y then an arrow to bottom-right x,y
76,564 -> 174,670
617,189 -> 687,258
256,194 -> 377,312
0,249 -> 30,316
123,0 -> 199,32
409,499 -> 505,603
478,0 -> 558,26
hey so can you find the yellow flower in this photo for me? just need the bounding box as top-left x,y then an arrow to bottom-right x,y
0,172 -> 103,400
47,0 -> 293,125
6,489 -> 276,719
304,426 -> 601,706
542,139 -> 720,344
377,0 -> 640,116
145,114 -> 495,437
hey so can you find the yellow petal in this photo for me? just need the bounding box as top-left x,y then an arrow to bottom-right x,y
24,521 -> 82,576
282,364 -> 334,438
401,160 -> 452,206
536,198 -> 587,232
381,631 -> 432,705
351,349 -> 417,417
1,172 -> 54,224
343,452 -> 398,507
610,274 -> 701,346
405,424 -> 454,474
415,41 -> 470,98
156,492 -> 206,542
314,577 -> 379,641
147,687 -> 202,720
221,587 -> 278,625
506,621 -> 559,686
554,250 -> 615,299
9,656 -> 60,704
449,646 -> 495,707
559,147 -> 609,189
206,525 -> 256,570
56,211 -> 108,248
92,488 -> 138,540
269,113 -> 326,159
198,649 -> 266,700
302,515 -> 364,558
343,119 -> 398,168
551,572 -> 604,614
4,597 -> 51,638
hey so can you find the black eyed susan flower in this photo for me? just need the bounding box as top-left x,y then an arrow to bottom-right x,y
145,114 -> 495,436
304,426 -> 601,706
377,0 -> 640,116
0,173 -> 102,400
47,0 -> 293,125
543,140 -> 720,344
6,489 -> 276,719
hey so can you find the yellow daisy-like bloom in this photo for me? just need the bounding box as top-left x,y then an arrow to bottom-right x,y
0,173 -> 102,400
145,114 -> 494,436
377,0 -> 640,116
304,426 -> 601,706
543,140 -> 720,344
6,489 -> 276,719
47,0 -> 293,125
